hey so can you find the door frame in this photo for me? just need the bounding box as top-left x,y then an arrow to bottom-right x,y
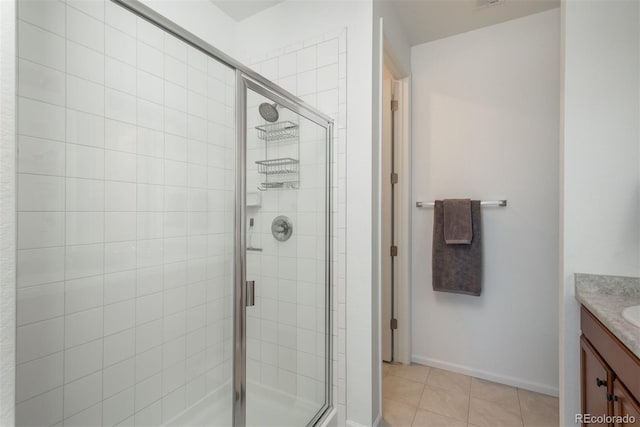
235,74 -> 335,426
394,76 -> 411,365
381,55 -> 411,366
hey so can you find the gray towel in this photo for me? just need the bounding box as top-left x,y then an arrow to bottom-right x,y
432,200 -> 482,296
443,199 -> 472,244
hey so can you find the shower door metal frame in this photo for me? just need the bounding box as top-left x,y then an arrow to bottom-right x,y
236,73 -> 334,427
108,1 -> 334,426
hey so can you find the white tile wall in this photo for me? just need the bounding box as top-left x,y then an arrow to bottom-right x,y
245,29 -> 346,423
16,1 -> 235,426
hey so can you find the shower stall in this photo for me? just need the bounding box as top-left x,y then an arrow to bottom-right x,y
14,0 -> 333,425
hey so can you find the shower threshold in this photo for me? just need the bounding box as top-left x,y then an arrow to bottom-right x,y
166,382 -> 319,426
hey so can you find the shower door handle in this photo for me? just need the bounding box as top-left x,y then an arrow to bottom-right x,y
246,281 -> 255,307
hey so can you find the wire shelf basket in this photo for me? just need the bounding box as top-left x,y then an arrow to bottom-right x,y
255,157 -> 299,175
257,181 -> 299,191
255,121 -> 299,141
258,182 -> 285,190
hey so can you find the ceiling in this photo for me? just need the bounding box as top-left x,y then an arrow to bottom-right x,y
210,0 -> 559,44
388,0 -> 560,45
211,0 -> 285,21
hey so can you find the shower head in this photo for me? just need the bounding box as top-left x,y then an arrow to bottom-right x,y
259,102 -> 279,123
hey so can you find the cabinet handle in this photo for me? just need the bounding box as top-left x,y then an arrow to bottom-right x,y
246,281 -> 255,307
596,378 -> 607,388
606,392 -> 618,402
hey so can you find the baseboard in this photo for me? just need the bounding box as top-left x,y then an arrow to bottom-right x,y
411,355 -> 559,397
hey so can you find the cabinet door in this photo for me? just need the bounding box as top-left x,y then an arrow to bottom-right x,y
581,336 -> 612,426
612,379 -> 640,426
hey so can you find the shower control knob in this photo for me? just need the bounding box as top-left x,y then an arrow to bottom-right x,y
271,216 -> 293,242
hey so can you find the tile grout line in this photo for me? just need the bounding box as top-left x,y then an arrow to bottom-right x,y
61,0 -> 67,423
411,379 -> 428,426
100,0 -> 107,424
160,19 -> 168,425
133,7 -> 140,420
466,379 -> 471,425
517,388 -> 526,427
17,91 -> 229,131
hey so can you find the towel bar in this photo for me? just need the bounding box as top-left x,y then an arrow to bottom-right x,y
415,200 -> 507,208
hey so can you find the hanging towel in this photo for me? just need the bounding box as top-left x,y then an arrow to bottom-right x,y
443,199 -> 472,244
432,200 -> 482,296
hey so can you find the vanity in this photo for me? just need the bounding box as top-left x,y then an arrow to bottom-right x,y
576,274 -> 640,426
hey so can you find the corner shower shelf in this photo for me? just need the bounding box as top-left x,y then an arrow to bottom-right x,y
257,181 -> 298,191
255,120 -> 300,191
256,158 -> 299,191
255,121 -> 299,141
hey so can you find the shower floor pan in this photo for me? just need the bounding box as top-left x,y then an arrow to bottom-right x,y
167,382 -> 318,426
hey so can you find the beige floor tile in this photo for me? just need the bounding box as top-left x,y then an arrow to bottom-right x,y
383,363 -> 392,377
468,397 -> 523,427
517,389 -> 559,416
382,365 -> 555,427
426,368 -> 472,395
383,375 -> 426,407
389,363 -> 431,384
518,389 -> 559,427
521,410 -> 559,427
412,409 -> 467,427
418,384 -> 470,422
470,378 -> 519,406
383,398 -> 417,427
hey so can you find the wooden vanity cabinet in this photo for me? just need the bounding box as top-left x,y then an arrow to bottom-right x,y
581,336 -> 612,426
612,379 -> 640,426
580,306 -> 640,426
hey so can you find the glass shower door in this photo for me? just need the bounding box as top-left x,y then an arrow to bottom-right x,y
237,76 -> 331,426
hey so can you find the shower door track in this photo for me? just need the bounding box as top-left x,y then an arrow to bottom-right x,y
109,1 -> 334,426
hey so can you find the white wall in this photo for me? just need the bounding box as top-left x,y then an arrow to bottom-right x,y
238,3 -> 375,426
374,0 -> 411,77
411,9 -> 560,395
141,0 -> 237,59
560,0 -> 640,423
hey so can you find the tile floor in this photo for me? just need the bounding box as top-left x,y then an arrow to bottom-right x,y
381,362 -> 559,427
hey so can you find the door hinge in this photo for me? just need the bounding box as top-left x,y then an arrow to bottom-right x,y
391,172 -> 398,185
391,100 -> 399,112
390,318 -> 398,330
390,245 -> 398,257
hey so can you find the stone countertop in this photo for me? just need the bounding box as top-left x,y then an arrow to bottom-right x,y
575,273 -> 640,360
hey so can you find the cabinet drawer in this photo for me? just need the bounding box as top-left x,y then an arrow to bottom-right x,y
581,306 -> 640,400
